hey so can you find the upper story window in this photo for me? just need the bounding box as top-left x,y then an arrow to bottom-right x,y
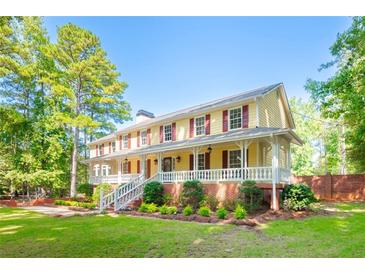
229,107 -> 242,130
98,144 -> 103,156
140,130 -> 147,146
112,141 -> 116,152
229,150 -> 241,168
123,135 -> 128,149
195,116 -> 205,136
197,153 -> 205,170
164,124 -> 172,142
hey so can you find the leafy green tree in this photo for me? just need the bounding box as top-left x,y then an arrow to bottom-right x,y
290,97 -> 341,175
0,17 -> 70,198
44,23 -> 130,197
306,16 -> 365,173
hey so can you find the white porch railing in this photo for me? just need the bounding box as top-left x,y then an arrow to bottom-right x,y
157,167 -> 276,183
90,173 -> 139,184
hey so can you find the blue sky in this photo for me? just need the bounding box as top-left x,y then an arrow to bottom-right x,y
44,17 -> 352,126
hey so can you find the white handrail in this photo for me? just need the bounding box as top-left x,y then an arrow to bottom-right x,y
100,173 -> 159,212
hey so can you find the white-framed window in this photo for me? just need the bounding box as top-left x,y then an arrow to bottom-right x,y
123,135 -> 129,149
101,165 -> 111,176
229,150 -> 241,168
229,107 -> 242,130
93,164 -> 100,176
195,116 -> 205,136
197,153 -> 205,170
122,161 -> 129,174
140,130 -> 147,146
164,124 -> 172,142
98,144 -> 103,156
112,141 -> 116,152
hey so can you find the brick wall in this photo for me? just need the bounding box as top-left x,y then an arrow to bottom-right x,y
292,174 -> 365,201
163,183 -> 240,204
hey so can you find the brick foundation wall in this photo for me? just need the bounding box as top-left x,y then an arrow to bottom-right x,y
163,183 -> 240,204
292,174 -> 365,201
163,183 -> 278,206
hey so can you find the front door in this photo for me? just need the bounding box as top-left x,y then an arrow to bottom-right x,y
162,157 -> 172,172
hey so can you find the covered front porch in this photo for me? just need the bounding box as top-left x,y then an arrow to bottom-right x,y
88,135 -> 292,186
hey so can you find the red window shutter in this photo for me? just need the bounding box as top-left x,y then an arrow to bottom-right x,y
128,161 -> 131,174
205,114 -> 210,135
242,105 -> 249,128
147,128 -> 151,145
189,118 -> 194,138
205,152 -> 210,169
222,110 -> 228,132
172,122 -> 176,141
137,131 -> 140,147
160,126 -> 164,143
119,136 -> 122,150
222,150 -> 228,168
137,160 -> 140,174
95,145 -> 98,157
101,144 -> 104,155
146,159 -> 151,178
189,154 -> 194,170
109,142 -> 111,154
128,133 -> 131,149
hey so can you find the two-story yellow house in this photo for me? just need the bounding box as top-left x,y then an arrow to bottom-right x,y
85,83 -> 302,211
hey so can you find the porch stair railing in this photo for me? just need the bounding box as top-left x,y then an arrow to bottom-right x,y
99,173 -> 158,212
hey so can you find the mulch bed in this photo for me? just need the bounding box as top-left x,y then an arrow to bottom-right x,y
121,208 -> 321,227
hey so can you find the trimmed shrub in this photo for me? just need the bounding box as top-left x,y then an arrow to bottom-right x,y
146,203 -> 158,213
223,199 -> 239,212
201,195 -> 219,211
198,206 -> 211,217
139,202 -> 149,213
163,193 -> 173,205
234,204 -> 247,220
282,183 -> 317,211
183,205 -> 193,216
167,206 -> 177,215
159,205 -> 169,215
143,181 -> 164,205
92,183 -> 113,204
180,180 -> 204,210
238,180 -> 263,212
54,200 -> 96,209
216,207 -> 228,219
77,183 -> 93,197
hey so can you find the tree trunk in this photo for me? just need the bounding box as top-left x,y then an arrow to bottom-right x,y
70,125 -> 79,197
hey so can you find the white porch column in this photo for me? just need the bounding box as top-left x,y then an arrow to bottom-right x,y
287,143 -> 291,184
141,154 -> 146,180
117,159 -> 122,184
256,141 -> 260,167
240,141 -> 244,181
157,153 -> 162,172
271,137 -> 279,210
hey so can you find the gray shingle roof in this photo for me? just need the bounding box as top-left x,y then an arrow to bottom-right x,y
85,126 -> 302,162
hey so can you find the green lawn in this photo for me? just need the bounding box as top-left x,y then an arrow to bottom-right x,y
1,203 -> 365,257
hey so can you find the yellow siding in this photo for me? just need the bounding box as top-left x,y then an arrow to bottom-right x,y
248,102 -> 257,128
176,119 -> 189,141
210,109 -> 223,135
259,88 -> 290,128
150,125 -> 160,145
